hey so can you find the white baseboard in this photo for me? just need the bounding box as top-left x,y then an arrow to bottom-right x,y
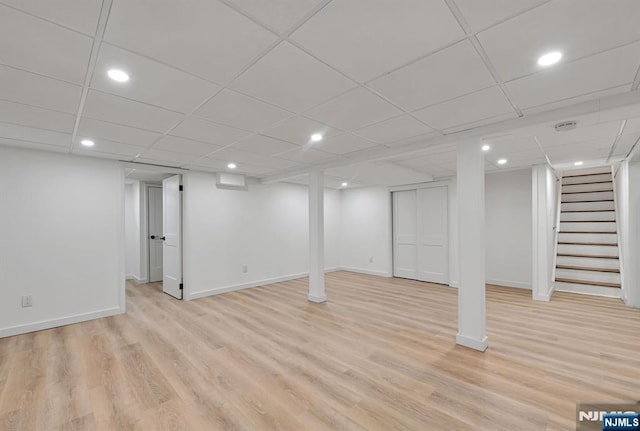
456,334 -> 488,351
449,281 -> 459,288
487,279 -> 532,290
340,266 -> 392,277
126,275 -> 145,284
0,306 -> 124,338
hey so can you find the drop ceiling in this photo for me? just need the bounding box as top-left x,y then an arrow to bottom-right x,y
1,0 -> 640,187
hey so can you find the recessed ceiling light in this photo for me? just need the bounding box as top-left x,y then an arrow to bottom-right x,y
310,133 -> 323,142
574,161 -> 584,166
497,158 -> 507,165
482,144 -> 491,152
227,162 -> 237,169
537,51 -> 562,67
107,69 -> 129,82
341,182 -> 348,187
80,139 -> 94,147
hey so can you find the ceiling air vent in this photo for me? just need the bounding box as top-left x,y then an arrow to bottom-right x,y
554,121 -> 577,132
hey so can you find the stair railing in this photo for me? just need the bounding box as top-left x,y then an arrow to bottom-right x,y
550,170 -> 563,287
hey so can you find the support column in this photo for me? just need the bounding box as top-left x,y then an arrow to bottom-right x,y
456,140 -> 488,351
308,170 -> 326,303
531,164 -> 555,301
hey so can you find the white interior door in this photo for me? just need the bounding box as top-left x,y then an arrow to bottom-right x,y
393,190 -> 418,279
162,175 -> 182,299
393,186 -> 449,284
417,186 -> 448,284
148,186 -> 163,283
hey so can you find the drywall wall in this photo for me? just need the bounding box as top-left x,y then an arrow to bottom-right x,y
182,172 -> 341,299
0,146 -> 125,337
124,181 -> 142,281
485,168 -> 533,289
340,168 -> 532,289
624,161 -> 640,307
339,187 -> 392,276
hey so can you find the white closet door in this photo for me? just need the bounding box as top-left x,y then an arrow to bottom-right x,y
162,175 -> 183,299
417,186 -> 448,284
393,190 -> 418,279
393,185 -> 449,284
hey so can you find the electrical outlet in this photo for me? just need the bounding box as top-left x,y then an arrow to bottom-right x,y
242,264 -> 248,274
369,256 -> 374,263
22,295 -> 33,308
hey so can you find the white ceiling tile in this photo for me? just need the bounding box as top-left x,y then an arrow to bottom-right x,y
231,134 -> 298,156
0,4 -> 92,84
133,157 -> 186,168
0,122 -> 70,147
478,0 -> 640,81
0,0 -> 102,35
137,148 -> 200,164
78,117 -> 161,147
275,147 -> 337,164
536,122 -> 621,149
291,0 -> 464,82
454,0 -> 547,32
353,115 -> 434,144
314,133 -> 380,155
326,161 -> 433,186
368,41 -> 496,111
104,0 -> 277,83
261,116 -> 341,145
194,89 -> 293,131
153,136 -> 222,156
520,85 -> 630,116
92,44 -> 218,113
506,43 -> 640,110
0,137 -> 69,153
0,65 -> 82,113
304,87 -> 403,131
231,42 -> 356,111
0,100 -> 76,133
82,90 -> 184,132
413,86 -> 515,131
78,138 -> 147,157
208,147 -> 301,169
73,148 -> 135,161
170,117 -> 251,147
482,135 -> 541,154
224,0 -> 323,33
611,134 -> 638,156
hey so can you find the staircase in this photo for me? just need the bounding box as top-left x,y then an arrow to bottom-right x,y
554,167 -> 622,297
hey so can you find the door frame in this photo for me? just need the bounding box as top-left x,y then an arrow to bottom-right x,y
147,184 -> 163,283
390,180 -> 452,284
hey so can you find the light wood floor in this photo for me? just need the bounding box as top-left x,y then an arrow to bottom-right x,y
0,272 -> 638,430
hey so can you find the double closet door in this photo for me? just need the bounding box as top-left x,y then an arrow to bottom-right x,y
393,185 -> 449,284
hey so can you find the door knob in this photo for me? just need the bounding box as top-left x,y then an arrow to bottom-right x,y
150,235 -> 166,240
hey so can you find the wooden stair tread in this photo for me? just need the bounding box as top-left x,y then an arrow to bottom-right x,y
562,172 -> 611,178
560,231 -> 616,234
562,190 -> 613,194
558,242 -> 617,246
561,199 -> 614,203
561,221 -> 616,223
562,180 -> 612,185
555,277 -> 620,288
557,253 -> 618,259
561,209 -> 614,213
556,265 -> 619,273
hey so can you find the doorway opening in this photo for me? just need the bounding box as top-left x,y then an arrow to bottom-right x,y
124,167 -> 184,300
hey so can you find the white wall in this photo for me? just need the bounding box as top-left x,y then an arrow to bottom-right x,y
485,169 -> 533,289
340,169 -> 533,289
339,187 -> 392,277
124,181 -> 141,281
182,172 -> 340,300
625,161 -> 640,307
0,147 -> 125,337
